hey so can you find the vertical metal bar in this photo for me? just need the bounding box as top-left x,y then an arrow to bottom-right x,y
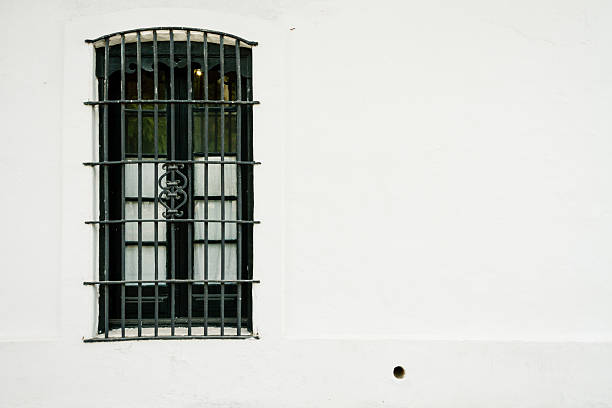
235,40 -> 242,336
186,30 -> 193,335
103,38 -> 110,338
246,64 -> 253,333
219,34 -> 225,336
169,29 -> 176,336
203,33 -> 209,335
137,31 -> 143,337
153,30 -> 160,337
120,34 -> 126,338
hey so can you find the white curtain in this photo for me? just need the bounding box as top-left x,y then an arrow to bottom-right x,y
123,155 -> 238,283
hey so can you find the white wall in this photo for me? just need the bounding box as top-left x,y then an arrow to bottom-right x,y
1,0 -> 612,406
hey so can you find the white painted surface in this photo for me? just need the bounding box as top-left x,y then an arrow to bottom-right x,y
1,0 -> 612,406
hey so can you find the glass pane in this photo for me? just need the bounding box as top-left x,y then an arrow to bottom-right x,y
193,243 -> 237,280
125,69 -> 168,155
193,69 -> 237,101
126,112 -> 167,155
193,156 -> 237,196
125,202 -> 167,242
192,108 -> 237,154
126,69 -> 167,100
194,200 -> 237,240
125,245 -> 167,284
125,161 -> 164,198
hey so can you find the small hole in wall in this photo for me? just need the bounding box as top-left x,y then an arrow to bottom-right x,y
393,366 -> 405,379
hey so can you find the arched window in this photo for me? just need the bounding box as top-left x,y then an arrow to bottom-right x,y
84,28 -> 259,341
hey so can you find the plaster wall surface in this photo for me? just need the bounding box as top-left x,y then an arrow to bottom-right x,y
1,1 -> 612,406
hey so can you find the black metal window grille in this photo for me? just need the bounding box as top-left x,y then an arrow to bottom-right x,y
84,28 -> 259,341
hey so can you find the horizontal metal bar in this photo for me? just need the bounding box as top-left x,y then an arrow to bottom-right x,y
125,106 -> 237,114
125,241 -> 167,246
124,296 -> 169,302
193,195 -> 237,201
84,335 -> 257,342
193,106 -> 241,112
84,159 -> 260,166
126,196 -> 237,202
86,218 -> 259,225
84,279 -> 260,285
124,106 -> 241,113
121,153 -> 237,159
126,239 -> 236,246
85,99 -> 260,106
85,27 -> 258,46
124,108 -> 167,113
110,317 -> 246,324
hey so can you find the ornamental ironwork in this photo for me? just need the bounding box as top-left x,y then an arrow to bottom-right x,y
158,163 -> 188,218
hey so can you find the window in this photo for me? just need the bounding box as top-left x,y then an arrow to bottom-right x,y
84,28 -> 259,341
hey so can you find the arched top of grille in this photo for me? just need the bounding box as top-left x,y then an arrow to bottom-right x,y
86,27 -> 258,48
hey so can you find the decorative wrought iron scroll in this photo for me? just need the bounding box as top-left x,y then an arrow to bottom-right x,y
158,163 -> 188,218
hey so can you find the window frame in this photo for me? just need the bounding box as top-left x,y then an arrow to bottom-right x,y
83,27 -> 259,341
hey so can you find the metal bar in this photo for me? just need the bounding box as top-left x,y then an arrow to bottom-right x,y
126,239 -> 234,245
87,219 -> 260,225
124,108 -> 167,114
103,38 -> 110,338
126,195 -> 238,202
153,29 -> 160,337
220,34 -> 225,336
246,69 -> 254,333
126,152 -> 238,157
169,28 -> 176,336
120,34 -> 126,337
85,100 -> 260,106
203,33 -> 209,335
85,279 -> 261,285
235,39 -> 242,336
84,335 -> 257,343
197,195 -> 236,200
85,27 -> 259,47
87,218 -> 259,224
137,31 -> 143,337
84,159 -> 261,166
110,316 -> 243,323
186,30 -> 193,335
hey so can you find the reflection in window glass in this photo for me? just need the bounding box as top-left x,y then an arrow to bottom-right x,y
125,70 -> 168,156
126,113 -> 168,155
193,108 -> 236,154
